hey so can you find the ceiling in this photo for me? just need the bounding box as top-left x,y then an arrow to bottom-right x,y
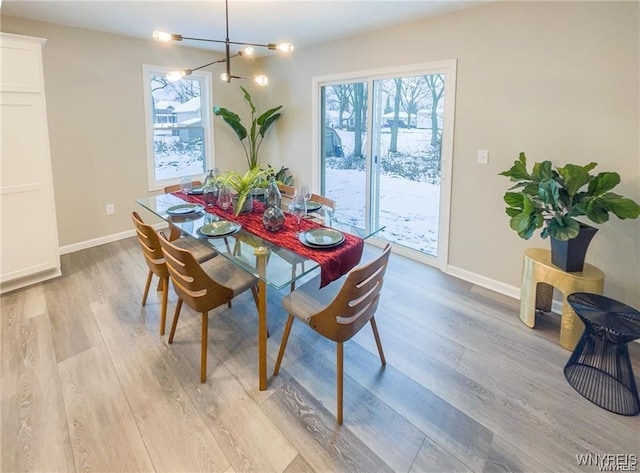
1,1 -> 484,54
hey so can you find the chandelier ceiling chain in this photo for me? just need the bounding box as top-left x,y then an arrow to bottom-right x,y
153,0 -> 294,86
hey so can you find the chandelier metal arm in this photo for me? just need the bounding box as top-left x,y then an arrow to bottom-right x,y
155,0 -> 292,85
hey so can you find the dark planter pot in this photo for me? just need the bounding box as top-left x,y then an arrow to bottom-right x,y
550,224 -> 598,272
232,195 -> 253,214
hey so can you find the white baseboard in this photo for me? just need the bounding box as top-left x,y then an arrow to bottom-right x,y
443,264 -> 640,344
445,264 -> 521,300
445,264 -> 567,314
0,267 -> 62,294
59,223 -> 168,255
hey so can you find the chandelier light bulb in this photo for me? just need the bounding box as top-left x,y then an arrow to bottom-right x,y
220,72 -> 230,82
254,75 -> 269,86
153,31 -> 172,42
242,47 -> 255,56
166,70 -> 189,82
276,43 -> 294,53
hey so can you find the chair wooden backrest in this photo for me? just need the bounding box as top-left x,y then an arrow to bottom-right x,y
309,244 -> 391,342
309,193 -> 336,211
131,211 -> 168,278
277,183 -> 296,199
164,180 -> 202,193
158,232 -> 233,313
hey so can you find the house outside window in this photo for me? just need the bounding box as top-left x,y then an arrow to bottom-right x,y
142,65 -> 214,190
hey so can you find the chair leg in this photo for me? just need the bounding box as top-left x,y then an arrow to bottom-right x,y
337,341 -> 344,425
168,298 -> 183,344
141,270 -> 153,306
370,317 -> 386,366
159,277 -> 169,336
273,315 -> 295,376
201,311 -> 209,383
156,279 -> 163,291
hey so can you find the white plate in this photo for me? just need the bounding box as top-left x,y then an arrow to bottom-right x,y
198,221 -> 240,237
298,232 -> 344,249
305,228 -> 344,246
166,203 -> 204,215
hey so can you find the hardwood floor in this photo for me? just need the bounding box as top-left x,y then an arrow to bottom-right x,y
2,237 -> 638,472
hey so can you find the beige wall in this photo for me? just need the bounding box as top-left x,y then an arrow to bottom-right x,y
0,15 -> 255,246
2,1 -> 639,306
261,1 -> 640,306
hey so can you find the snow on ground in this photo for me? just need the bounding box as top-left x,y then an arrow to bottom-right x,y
326,128 -> 441,256
326,168 -> 439,256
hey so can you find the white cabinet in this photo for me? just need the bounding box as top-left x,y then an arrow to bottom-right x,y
1,33 -> 60,292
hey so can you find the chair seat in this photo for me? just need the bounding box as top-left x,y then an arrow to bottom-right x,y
200,255 -> 258,297
283,275 -> 341,324
172,237 -> 217,263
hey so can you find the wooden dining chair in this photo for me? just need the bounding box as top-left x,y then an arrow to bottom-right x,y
273,244 -> 391,424
277,183 -> 296,199
164,180 -> 202,193
131,211 -> 217,336
158,232 -> 260,383
309,193 -> 336,211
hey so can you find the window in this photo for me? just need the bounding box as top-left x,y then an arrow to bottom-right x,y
142,65 -> 214,190
314,60 -> 456,268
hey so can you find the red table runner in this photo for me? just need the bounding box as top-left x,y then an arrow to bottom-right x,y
173,192 -> 364,288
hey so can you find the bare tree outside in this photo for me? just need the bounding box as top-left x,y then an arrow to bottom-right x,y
321,73 -> 446,256
149,74 -> 207,181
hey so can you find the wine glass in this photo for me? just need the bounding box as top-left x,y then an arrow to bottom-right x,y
179,176 -> 192,194
217,186 -> 233,212
289,194 -> 307,233
299,184 -> 311,203
325,206 -> 335,225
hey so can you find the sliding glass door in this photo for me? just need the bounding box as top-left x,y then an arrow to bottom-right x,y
316,61 -> 456,267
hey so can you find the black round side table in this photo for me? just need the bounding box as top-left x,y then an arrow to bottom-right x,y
565,293 -> 640,416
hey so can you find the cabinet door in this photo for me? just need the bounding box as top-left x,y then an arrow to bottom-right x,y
0,33 -> 60,286
0,93 -> 60,282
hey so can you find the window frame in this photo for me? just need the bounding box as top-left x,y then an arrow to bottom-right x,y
142,64 -> 215,191
312,60 -> 457,270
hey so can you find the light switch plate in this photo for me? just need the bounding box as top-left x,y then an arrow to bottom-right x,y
477,149 -> 489,165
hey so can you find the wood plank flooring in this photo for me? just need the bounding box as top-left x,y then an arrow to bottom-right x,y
2,237 -> 638,472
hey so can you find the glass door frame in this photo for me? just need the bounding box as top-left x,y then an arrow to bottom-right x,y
311,59 -> 457,270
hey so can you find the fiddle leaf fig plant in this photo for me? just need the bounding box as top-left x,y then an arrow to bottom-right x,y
213,86 -> 282,171
500,152 -> 640,241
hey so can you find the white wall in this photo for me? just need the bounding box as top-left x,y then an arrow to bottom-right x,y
2,1 -> 639,306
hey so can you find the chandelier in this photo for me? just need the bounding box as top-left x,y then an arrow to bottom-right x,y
153,0 -> 293,86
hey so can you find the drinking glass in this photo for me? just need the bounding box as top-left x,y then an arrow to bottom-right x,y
289,194 -> 307,233
299,184 -> 311,202
325,206 -> 335,225
217,186 -> 233,212
180,176 -> 192,194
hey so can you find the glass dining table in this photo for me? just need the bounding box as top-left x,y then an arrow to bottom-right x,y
136,192 -> 381,391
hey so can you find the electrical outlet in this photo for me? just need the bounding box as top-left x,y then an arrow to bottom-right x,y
477,149 -> 489,165
106,204 -> 115,215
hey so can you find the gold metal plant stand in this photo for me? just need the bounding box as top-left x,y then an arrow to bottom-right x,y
519,248 -> 605,350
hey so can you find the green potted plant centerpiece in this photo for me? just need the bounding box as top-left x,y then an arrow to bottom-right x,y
213,86 -> 283,171
500,152 -> 640,272
216,167 -> 267,216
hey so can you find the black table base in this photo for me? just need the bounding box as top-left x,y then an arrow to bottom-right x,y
564,331 -> 639,416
